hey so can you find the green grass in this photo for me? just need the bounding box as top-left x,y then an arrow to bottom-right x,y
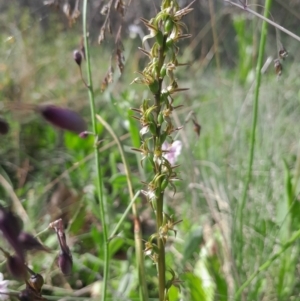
1,2 -> 300,301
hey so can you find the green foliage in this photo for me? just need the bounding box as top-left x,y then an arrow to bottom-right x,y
1,1 -> 300,301
182,226 -> 203,262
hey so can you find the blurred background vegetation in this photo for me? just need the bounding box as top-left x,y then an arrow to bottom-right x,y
1,0 -> 300,300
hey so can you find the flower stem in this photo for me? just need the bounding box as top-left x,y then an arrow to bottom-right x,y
156,190 -> 166,301
137,2 -> 193,300
154,34 -> 167,301
82,2 -> 109,300
237,0 -> 272,270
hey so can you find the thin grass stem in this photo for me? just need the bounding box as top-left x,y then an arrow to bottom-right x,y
237,0 -> 273,271
82,2 -> 109,300
209,0 -> 220,72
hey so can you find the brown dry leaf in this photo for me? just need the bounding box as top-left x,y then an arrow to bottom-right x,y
98,26 -> 106,44
72,8 -> 80,21
274,58 -> 282,76
101,4 -> 109,15
62,0 -> 81,26
115,42 -> 125,74
63,2 -> 71,18
44,0 -> 60,9
115,0 -> 126,17
116,49 -> 125,74
192,118 -> 201,137
108,21 -> 112,35
101,65 -> 114,92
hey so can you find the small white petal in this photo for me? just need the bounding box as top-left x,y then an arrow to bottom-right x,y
172,140 -> 182,157
0,273 -> 8,300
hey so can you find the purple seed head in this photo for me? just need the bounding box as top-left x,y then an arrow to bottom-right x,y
0,207 -> 24,259
73,50 -> 82,66
0,117 -> 9,135
7,255 -> 27,280
58,250 -> 73,275
38,105 -> 87,134
18,232 -> 51,253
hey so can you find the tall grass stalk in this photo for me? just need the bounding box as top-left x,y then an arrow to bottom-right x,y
82,1 -> 109,300
237,0 -> 273,269
96,114 -> 148,301
208,0 -> 220,72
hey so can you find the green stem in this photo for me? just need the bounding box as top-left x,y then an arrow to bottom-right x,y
82,2 -> 109,300
237,0 -> 272,271
153,35 -> 167,301
156,191 -> 166,301
235,227 -> 300,299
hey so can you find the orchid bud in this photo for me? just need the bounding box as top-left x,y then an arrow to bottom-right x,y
18,232 -> 51,253
7,255 -> 27,280
38,105 -> 87,134
73,50 -> 82,66
164,17 -> 173,34
58,250 -> 73,275
0,117 -> 9,135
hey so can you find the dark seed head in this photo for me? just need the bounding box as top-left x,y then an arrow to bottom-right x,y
28,273 -> 44,293
18,289 -> 32,301
38,105 -> 87,134
0,117 -> 9,135
18,232 -> 51,253
73,50 -> 82,66
7,255 -> 27,280
0,207 -> 24,259
58,250 -> 73,275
